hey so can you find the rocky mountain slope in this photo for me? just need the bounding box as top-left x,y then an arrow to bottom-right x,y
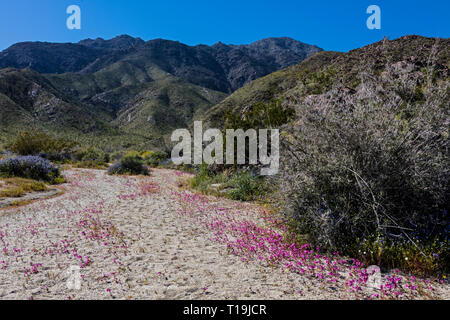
0,35 -> 322,93
0,35 -> 321,150
203,35 -> 449,128
0,67 -> 147,150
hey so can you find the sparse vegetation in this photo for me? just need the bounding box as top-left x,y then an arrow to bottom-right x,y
8,130 -> 76,160
190,164 -> 267,201
72,147 -> 110,168
72,160 -> 109,170
350,237 -> 448,277
108,151 -> 149,175
190,164 -> 228,193
226,172 -> 267,201
224,99 -> 295,130
0,178 -> 47,198
203,36 -> 450,277
141,150 -> 167,167
0,34 -> 448,288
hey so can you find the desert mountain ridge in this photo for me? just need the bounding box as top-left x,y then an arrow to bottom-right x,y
0,35 -> 322,150
1,35 -> 447,153
0,35 -> 323,93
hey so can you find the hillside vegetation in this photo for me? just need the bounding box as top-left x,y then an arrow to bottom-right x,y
201,35 -> 449,276
0,36 -> 321,151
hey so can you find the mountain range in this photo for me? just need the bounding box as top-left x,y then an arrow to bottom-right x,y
1,35 -> 447,154
0,35 -> 322,150
203,35 -> 449,128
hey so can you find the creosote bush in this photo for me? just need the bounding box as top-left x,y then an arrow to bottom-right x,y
108,151 -> 149,176
279,47 -> 449,274
190,164 -> 267,201
141,150 -> 167,167
8,131 -> 76,159
72,147 -> 110,167
227,172 -> 266,201
190,163 -> 227,192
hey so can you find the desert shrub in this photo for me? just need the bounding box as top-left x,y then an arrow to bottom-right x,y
141,150 -> 167,167
103,153 -> 111,163
73,147 -> 109,162
107,163 -> 125,175
0,187 -> 24,198
280,52 -> 449,274
8,131 -> 76,157
72,147 -> 110,168
190,164 -> 227,193
141,151 -> 154,159
123,151 -> 142,160
349,237 -> 449,277
223,100 -> 294,167
227,172 -> 266,201
108,151 -> 149,175
110,151 -> 124,162
0,156 -> 62,183
224,99 -> 295,130
52,176 -> 66,184
190,164 -> 266,201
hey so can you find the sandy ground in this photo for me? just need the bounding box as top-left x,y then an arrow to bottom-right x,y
0,168 -> 448,300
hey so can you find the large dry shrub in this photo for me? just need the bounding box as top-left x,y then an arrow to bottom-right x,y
280,42 -> 449,251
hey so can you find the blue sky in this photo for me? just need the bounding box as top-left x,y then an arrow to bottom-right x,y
0,0 -> 448,52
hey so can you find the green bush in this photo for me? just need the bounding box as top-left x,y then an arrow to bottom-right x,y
72,147 -> 110,168
9,131 -> 76,157
227,172 -> 266,201
190,164 -> 227,193
123,151 -> 142,160
73,147 -> 108,162
190,165 -> 266,201
108,151 -> 149,175
141,150 -> 167,167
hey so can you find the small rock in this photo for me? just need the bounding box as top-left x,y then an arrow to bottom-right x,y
31,288 -> 41,295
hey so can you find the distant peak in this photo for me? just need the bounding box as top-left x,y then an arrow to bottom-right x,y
248,37 -> 305,46
78,34 -> 144,50
113,34 -> 140,40
255,36 -> 297,42
212,41 -> 229,48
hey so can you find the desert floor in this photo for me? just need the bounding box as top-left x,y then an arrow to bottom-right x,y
0,168 -> 448,300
